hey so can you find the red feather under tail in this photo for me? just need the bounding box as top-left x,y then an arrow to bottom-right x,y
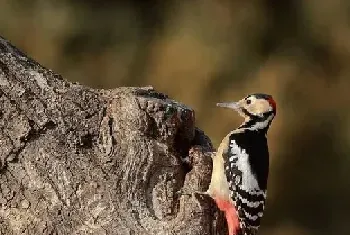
214,198 -> 240,235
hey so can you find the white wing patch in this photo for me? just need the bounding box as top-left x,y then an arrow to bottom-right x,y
243,210 -> 264,220
229,140 -> 259,191
236,193 -> 264,208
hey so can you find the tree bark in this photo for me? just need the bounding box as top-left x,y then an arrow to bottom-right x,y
0,36 -> 226,235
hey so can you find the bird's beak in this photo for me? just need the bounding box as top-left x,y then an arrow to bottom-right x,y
216,102 -> 240,110
217,100 -> 248,119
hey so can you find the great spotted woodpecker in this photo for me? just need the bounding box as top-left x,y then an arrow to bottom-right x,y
207,93 -> 276,235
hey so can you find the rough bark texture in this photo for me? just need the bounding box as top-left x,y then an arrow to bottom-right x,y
0,36 -> 227,235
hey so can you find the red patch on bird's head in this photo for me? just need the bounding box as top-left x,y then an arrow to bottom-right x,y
268,97 -> 276,112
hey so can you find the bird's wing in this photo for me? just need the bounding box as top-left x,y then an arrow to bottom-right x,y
224,133 -> 266,232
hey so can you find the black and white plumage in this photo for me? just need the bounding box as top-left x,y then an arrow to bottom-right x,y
226,131 -> 269,230
207,93 -> 276,235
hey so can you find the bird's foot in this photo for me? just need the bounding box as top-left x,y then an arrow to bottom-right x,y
176,189 -> 209,198
177,189 -> 209,209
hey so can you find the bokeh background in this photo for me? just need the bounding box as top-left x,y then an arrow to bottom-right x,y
1,1 -> 350,234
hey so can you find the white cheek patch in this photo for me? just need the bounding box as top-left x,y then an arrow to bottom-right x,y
248,99 -> 271,115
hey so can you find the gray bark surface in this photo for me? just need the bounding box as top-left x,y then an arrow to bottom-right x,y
0,36 -> 226,235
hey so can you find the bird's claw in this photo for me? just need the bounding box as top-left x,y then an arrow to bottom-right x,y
176,189 -> 209,198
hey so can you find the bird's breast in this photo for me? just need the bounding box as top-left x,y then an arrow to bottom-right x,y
207,134 -> 232,202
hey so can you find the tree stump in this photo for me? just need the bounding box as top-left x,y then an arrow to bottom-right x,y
0,36 -> 226,235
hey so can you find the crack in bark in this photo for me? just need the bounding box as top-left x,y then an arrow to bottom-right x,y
0,35 -> 225,235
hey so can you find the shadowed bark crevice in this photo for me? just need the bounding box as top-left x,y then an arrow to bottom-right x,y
0,35 -> 226,235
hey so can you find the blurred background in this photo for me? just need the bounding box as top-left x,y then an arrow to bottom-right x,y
1,0 -> 349,234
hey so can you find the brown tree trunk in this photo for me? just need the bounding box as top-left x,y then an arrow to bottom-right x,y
0,36 -> 226,235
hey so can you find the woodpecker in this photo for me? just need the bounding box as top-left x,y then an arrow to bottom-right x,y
207,93 -> 276,235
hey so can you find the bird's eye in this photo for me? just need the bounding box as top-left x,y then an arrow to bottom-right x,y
246,99 -> 251,105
